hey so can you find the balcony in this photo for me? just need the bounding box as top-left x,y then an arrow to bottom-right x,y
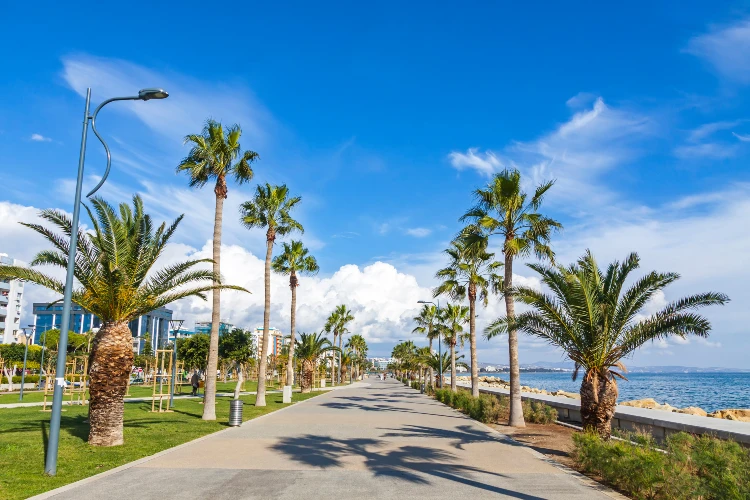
0,282 -> 10,291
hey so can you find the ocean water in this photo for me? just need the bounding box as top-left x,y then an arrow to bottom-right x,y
476,372 -> 750,412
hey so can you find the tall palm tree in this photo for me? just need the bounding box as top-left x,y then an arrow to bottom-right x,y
240,184 -> 303,406
177,120 -> 258,420
272,240 -> 319,387
434,232 -> 502,397
462,168 -> 562,427
412,304 -> 439,389
0,196 -> 245,445
295,332 -> 340,393
486,250 -> 728,438
324,305 -> 354,384
438,304 -> 469,392
424,351 -> 468,385
345,334 -> 367,380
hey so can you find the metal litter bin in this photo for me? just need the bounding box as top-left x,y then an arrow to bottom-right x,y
421,383 -> 425,394
229,400 -> 243,426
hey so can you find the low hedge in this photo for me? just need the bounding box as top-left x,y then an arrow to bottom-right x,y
2,375 -> 41,384
573,431 -> 750,499
434,388 -> 558,425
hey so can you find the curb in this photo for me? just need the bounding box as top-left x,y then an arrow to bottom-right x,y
28,391 -> 326,500
404,385 -> 628,499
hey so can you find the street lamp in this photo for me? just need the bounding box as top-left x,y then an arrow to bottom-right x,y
417,299 -> 441,388
45,87 -> 169,477
168,319 -> 184,408
19,326 -> 34,401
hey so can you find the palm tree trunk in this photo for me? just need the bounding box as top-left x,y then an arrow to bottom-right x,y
331,332 -> 337,386
428,337 -> 434,389
301,360 -> 313,393
580,370 -> 619,439
88,321 -> 133,446
233,362 -> 243,400
450,343 -> 457,392
469,290 -> 479,398
255,236 -> 274,407
286,274 -> 297,387
505,253 -> 525,427
203,189 -> 224,421
338,334 -> 343,384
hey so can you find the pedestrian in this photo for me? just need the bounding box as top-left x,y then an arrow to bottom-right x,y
191,370 -> 200,396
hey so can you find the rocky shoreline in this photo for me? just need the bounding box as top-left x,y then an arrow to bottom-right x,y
455,375 -> 750,422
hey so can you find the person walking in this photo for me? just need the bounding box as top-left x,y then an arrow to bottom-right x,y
191,371 -> 200,396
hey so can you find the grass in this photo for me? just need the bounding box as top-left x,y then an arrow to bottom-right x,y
0,390 -> 320,500
0,380 -> 266,405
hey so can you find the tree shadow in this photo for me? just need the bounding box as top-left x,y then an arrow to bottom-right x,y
271,434 -> 546,499
379,424 -> 509,450
320,401 -> 465,420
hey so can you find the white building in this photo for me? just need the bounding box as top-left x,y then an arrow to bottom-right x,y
252,327 -> 284,357
368,357 -> 395,370
0,254 -> 25,344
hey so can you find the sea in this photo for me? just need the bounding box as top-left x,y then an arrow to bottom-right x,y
476,372 -> 750,412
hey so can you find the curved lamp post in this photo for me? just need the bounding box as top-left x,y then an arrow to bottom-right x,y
19,326 -> 35,401
45,88 -> 169,476
417,299 -> 441,388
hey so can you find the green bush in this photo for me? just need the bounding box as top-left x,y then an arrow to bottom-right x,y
1,375 -> 41,384
523,400 -> 558,424
471,393 -> 507,423
573,431 -> 750,500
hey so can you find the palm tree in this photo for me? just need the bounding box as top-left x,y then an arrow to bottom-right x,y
272,240 -> 319,388
177,120 -> 258,420
462,168 -> 562,427
240,184 -> 303,406
0,196 -> 245,445
434,232 -> 502,397
412,304 -> 439,389
295,332 -> 339,393
486,250 -> 728,438
345,334 -> 367,380
324,305 -> 354,384
424,351 -> 468,385
392,340 -> 417,379
439,304 -> 469,392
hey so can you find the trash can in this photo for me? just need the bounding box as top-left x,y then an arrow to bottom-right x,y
420,383 -> 425,394
229,400 -> 243,426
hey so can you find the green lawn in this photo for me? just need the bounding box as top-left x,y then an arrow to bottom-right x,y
0,391 -> 320,500
0,380 -> 267,405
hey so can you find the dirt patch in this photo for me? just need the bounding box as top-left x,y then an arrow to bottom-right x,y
490,421 -> 579,469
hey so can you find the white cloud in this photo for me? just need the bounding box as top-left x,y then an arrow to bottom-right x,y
405,227 -> 431,237
60,54 -> 276,148
685,18 -> 750,84
30,134 -> 52,142
448,148 -> 503,176
673,142 -> 737,159
733,132 -> 750,142
448,97 -> 655,209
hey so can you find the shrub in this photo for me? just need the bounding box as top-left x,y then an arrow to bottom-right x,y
2,375 -> 41,384
523,400 -> 558,424
471,394 -> 506,423
572,431 -> 750,500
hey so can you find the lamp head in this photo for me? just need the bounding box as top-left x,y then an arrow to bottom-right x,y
138,88 -> 169,100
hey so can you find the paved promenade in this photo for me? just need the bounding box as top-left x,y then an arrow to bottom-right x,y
37,379 -> 616,499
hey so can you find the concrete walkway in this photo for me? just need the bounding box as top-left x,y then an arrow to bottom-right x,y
37,379 -> 617,499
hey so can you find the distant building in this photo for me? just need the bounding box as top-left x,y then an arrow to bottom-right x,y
0,254 -> 25,344
252,327 -> 284,358
195,321 -> 234,336
484,366 -> 498,372
455,365 -> 468,373
33,301 -> 172,354
368,357 -> 395,370
168,326 -> 196,343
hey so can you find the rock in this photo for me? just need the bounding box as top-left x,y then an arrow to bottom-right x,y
551,390 -> 580,399
709,409 -> 750,422
677,406 -> 708,417
620,398 -> 677,412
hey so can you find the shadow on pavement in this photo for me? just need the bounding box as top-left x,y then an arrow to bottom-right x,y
271,434 -> 546,499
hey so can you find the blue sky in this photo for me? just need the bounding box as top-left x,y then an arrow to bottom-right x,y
1,2 -> 749,367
